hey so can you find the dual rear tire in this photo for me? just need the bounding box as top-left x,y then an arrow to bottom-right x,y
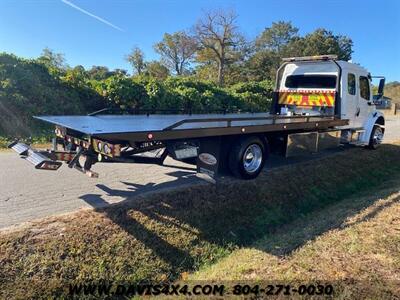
228,136 -> 267,179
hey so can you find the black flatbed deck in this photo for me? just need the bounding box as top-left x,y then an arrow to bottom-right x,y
35,113 -> 348,142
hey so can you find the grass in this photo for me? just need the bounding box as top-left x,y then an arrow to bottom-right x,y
1,143 -> 400,299
189,184 -> 400,299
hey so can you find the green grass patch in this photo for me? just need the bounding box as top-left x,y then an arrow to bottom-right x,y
1,143 -> 400,298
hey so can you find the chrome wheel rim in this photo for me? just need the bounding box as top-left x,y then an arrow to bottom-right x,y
373,127 -> 384,146
243,144 -> 263,173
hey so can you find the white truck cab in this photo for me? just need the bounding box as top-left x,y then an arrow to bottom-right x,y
275,55 -> 385,148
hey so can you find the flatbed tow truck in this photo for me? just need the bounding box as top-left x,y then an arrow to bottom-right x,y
9,55 -> 386,180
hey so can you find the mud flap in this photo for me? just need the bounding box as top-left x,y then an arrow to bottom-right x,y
196,137 -> 224,181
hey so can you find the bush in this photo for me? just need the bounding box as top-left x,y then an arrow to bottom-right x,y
102,75 -> 148,109
229,80 -> 274,111
0,53 -> 103,136
0,52 -> 274,137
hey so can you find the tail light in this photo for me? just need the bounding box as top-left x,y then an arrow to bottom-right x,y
92,139 -> 121,157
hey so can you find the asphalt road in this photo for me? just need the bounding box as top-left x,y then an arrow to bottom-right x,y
1,115 -> 399,229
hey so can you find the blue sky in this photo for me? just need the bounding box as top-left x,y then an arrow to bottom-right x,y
0,0 -> 399,81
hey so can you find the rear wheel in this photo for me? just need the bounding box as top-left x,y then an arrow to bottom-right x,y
228,136 -> 267,179
367,125 -> 384,149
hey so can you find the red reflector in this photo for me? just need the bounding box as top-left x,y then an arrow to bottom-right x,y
147,133 -> 153,139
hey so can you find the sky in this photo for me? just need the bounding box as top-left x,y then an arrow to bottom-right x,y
0,0 -> 399,81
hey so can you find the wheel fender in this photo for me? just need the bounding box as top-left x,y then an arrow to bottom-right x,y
360,111 -> 385,144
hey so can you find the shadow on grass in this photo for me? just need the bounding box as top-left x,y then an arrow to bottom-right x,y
79,143 -> 400,280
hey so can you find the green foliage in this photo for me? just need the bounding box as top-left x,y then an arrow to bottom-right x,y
144,61 -> 170,80
0,53 -> 108,137
126,47 -> 145,75
256,21 -> 299,52
36,47 -> 67,76
133,76 -> 167,110
300,29 -> 353,60
0,51 -> 275,137
246,50 -> 280,81
247,24 -> 354,81
229,80 -> 274,111
0,53 -> 77,136
87,66 -> 116,80
0,136 -> 10,148
102,75 -> 148,109
77,74 -> 273,115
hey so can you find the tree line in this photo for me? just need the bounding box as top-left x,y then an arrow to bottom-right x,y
0,10 -> 355,137
35,10 -> 354,89
126,10 -> 353,86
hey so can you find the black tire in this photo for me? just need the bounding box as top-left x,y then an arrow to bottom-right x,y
228,136 -> 267,179
367,125 -> 384,150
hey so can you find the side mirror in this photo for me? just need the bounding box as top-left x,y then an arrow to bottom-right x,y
377,78 -> 385,98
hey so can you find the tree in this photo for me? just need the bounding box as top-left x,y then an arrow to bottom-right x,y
246,22 -> 299,81
37,47 -> 67,75
154,31 -> 198,75
145,61 -> 170,80
114,69 -> 128,76
300,29 -> 353,60
195,10 -> 243,86
62,65 -> 88,87
126,47 -> 145,75
246,50 -> 280,81
255,21 -> 299,52
247,23 -> 353,81
87,66 -> 113,80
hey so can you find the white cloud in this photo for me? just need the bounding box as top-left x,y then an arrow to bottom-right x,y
61,0 -> 124,32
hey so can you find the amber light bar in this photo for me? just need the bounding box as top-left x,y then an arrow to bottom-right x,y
282,55 -> 338,62
55,126 -> 91,149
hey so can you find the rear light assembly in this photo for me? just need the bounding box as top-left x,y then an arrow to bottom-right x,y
103,144 -> 111,154
55,126 -> 91,150
97,141 -> 103,152
92,139 -> 121,157
55,126 -> 67,138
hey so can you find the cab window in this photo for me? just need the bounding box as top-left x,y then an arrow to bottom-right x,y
347,73 -> 356,95
359,76 -> 370,100
285,75 -> 336,89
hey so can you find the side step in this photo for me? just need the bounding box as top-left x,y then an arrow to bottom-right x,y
8,142 -> 62,170
350,128 -> 366,145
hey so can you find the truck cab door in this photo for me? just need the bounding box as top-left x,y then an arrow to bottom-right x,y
342,72 -> 359,127
357,75 -> 374,127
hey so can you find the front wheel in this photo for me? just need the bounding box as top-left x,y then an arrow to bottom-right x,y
228,136 -> 267,179
367,125 -> 384,149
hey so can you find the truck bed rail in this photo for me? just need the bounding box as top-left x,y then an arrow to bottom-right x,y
163,114 -> 335,130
